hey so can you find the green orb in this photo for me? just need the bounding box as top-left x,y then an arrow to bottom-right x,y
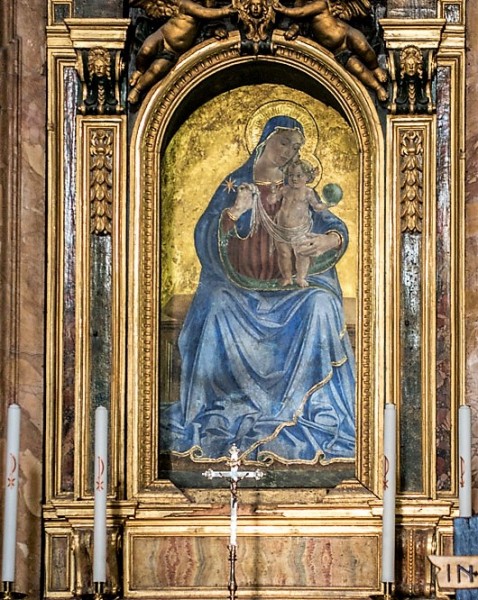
322,183 -> 343,206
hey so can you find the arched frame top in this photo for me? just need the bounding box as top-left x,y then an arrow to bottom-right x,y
128,31 -> 387,501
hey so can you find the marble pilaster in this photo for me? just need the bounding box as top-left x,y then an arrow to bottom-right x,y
465,0 -> 478,513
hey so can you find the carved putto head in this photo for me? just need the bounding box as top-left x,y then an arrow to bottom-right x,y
245,0 -> 267,19
399,46 -> 423,79
234,0 -> 275,42
88,47 -> 112,79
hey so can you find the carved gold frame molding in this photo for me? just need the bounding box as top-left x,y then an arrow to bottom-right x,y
129,30 -> 386,501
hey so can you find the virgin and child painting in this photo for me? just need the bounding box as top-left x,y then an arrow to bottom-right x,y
159,85 -> 359,486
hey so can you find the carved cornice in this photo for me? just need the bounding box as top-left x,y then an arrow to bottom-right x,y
380,19 -> 446,50
381,19 -> 445,115
65,19 -> 131,49
64,19 -> 130,115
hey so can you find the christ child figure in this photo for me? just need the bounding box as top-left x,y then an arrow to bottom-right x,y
270,159 -> 326,287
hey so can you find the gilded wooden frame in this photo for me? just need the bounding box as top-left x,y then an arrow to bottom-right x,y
128,31 -> 386,499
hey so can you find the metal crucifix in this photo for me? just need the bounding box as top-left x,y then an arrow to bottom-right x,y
202,445 -> 264,600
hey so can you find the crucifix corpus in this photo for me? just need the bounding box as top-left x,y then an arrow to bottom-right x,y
202,444 -> 265,600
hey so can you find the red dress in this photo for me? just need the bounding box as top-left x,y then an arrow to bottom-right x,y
221,182 -> 282,281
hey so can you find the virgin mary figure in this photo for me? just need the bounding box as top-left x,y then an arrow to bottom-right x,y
161,106 -> 356,465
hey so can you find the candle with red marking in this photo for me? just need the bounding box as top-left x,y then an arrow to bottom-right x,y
93,406 -> 108,583
382,403 -> 396,584
2,404 -> 21,582
458,405 -> 472,517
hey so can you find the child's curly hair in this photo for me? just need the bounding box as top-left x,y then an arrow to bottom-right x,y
286,158 -> 316,183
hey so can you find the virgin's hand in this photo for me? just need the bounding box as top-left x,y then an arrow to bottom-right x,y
228,183 -> 255,218
295,232 -> 341,257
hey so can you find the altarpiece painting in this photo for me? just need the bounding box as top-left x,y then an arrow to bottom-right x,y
159,87 -> 359,487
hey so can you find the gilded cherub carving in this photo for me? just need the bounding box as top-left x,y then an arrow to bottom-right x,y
274,0 -> 388,101
233,0 -> 276,53
128,0 -> 234,104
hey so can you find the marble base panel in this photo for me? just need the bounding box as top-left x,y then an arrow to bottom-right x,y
126,533 -> 380,597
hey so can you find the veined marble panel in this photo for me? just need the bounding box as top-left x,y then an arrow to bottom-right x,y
129,534 -> 380,593
436,66 -> 452,492
387,0 -> 436,18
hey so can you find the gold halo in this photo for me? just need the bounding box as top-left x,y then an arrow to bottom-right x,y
245,99 -> 323,187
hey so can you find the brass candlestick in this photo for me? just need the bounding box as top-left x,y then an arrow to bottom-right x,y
369,581 -> 394,600
0,582 -> 26,599
383,581 -> 393,600
74,582 -> 120,599
94,582 -> 104,600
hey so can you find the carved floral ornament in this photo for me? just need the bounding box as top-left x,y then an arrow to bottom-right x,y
400,129 -> 423,234
89,128 -> 114,235
128,0 -> 388,104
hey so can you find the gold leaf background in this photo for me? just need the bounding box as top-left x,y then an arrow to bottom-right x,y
160,84 -> 359,308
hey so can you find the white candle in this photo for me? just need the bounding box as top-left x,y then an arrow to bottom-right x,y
93,406 -> 108,583
382,403 -> 396,583
2,404 -> 21,582
458,405 -> 472,517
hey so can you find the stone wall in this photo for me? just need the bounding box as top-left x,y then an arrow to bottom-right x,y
0,0 -> 46,596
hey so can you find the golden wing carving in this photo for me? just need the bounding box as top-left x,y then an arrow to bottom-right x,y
129,0 -> 179,19
328,0 -> 373,20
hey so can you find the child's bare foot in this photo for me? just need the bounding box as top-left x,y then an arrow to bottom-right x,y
296,277 -> 309,288
128,86 -> 141,104
376,86 -> 388,102
284,23 -> 300,40
280,277 -> 293,286
374,67 -> 388,83
213,26 -> 228,40
129,70 -> 141,87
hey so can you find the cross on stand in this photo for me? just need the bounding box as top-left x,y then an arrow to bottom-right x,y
202,445 -> 265,600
